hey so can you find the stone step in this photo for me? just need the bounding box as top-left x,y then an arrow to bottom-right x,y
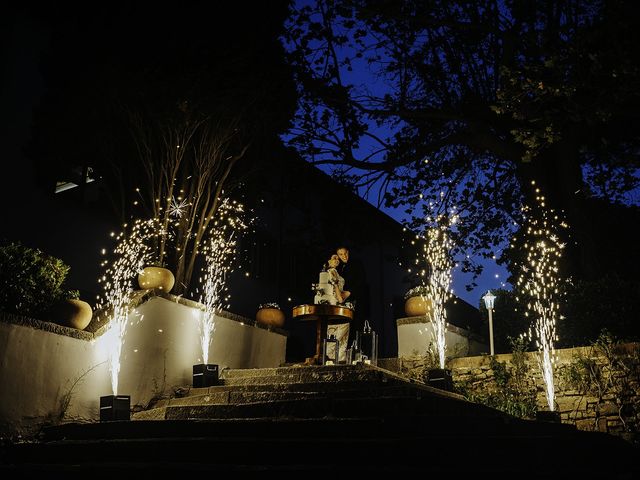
4,417 -> 636,475
218,370 -> 388,386
5,358 -> 638,476
170,384 -> 425,406
170,380 -> 440,401
132,407 -> 167,420
32,414 -> 583,442
162,393 -> 500,421
184,364 -> 461,399
219,363 -> 364,378
134,364 -> 464,419
134,382 -> 462,421
218,363 -> 408,382
213,368 -> 464,404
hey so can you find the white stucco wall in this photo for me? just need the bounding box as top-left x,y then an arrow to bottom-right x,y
396,317 -> 486,359
0,295 -> 287,436
118,296 -> 287,404
0,320 -> 111,435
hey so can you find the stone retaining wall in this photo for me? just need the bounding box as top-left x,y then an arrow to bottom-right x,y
385,342 -> 640,445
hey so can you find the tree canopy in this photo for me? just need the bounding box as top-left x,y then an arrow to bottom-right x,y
283,0 -> 640,288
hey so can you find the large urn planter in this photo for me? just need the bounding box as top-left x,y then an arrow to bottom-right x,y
256,306 -> 285,328
404,295 -> 432,317
51,299 -> 93,330
138,266 -> 175,293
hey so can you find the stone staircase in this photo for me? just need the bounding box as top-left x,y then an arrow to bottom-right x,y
132,364 -> 482,421
1,364 -> 638,475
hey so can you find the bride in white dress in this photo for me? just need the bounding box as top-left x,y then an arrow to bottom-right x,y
325,254 -> 351,363
326,254 -> 350,304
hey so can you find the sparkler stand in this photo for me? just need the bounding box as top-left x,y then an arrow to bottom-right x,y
99,395 -> 131,422
536,410 -> 561,423
193,364 -> 219,387
425,368 -> 453,392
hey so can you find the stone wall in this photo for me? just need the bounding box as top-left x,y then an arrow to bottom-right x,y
385,342 -> 640,445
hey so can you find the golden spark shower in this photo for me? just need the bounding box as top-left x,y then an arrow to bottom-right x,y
96,218 -> 159,395
515,182 -> 568,412
198,198 -> 250,364
415,195 -> 457,369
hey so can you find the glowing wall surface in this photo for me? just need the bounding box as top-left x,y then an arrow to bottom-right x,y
0,296 -> 287,436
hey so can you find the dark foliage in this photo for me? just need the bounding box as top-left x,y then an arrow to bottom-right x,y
283,0 -> 640,289
0,240 -> 79,318
558,276 -> 640,347
455,338 -> 537,419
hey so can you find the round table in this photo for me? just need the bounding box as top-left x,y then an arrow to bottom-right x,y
292,304 -> 354,365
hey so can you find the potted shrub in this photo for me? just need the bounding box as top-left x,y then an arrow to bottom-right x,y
256,302 -> 285,328
403,286 -> 432,317
0,241 -> 90,329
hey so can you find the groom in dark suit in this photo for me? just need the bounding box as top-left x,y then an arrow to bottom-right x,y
336,245 -> 368,348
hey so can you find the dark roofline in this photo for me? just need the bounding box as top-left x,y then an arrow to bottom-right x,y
287,154 -> 407,234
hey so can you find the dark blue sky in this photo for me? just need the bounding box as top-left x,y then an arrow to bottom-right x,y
279,7 -> 509,307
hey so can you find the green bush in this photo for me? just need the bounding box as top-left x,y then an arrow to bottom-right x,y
0,241 -> 79,318
455,337 -> 538,419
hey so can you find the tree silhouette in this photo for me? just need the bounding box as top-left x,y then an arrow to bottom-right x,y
283,0 -> 640,287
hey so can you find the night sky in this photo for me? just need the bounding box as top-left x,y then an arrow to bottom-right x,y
0,5 -> 637,473
2,2 -> 638,316
0,3 -> 507,309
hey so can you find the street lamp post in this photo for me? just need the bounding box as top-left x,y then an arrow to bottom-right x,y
482,290 -> 496,356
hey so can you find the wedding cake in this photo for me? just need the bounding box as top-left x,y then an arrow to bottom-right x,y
313,271 -> 338,305
311,267 -> 351,364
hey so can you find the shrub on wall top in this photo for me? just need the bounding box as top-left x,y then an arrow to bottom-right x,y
0,240 -> 79,319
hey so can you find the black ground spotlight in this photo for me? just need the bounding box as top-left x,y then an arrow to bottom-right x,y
425,368 -> 454,391
193,364 -> 219,387
99,395 -> 131,421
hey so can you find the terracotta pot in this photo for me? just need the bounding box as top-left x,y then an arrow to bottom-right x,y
404,295 -> 432,317
256,308 -> 285,328
138,266 -> 175,292
51,299 -> 93,330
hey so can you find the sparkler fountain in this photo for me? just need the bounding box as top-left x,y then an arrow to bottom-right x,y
515,182 -> 568,416
197,198 -> 250,365
191,198 -> 250,387
411,196 -> 457,388
423,224 -> 455,369
97,218 -> 159,397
